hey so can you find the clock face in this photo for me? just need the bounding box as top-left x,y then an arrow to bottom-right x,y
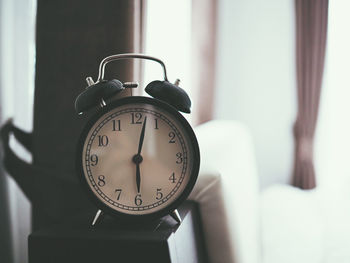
78,97 -> 200,219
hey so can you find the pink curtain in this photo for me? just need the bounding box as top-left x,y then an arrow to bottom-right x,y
191,0 -> 218,125
292,0 -> 328,189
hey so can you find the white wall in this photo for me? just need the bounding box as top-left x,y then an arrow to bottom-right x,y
316,0 -> 350,192
214,0 -> 296,189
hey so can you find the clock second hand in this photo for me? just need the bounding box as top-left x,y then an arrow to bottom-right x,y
134,116 -> 147,193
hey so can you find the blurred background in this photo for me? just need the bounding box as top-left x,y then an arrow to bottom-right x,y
1,0 -> 350,262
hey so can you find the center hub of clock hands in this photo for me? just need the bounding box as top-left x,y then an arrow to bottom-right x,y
132,154 -> 143,164
133,116 -> 147,193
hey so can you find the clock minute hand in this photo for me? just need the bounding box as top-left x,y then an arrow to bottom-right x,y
137,116 -> 147,155
135,116 -> 147,193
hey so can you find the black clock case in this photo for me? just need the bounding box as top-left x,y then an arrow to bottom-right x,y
76,96 -> 200,222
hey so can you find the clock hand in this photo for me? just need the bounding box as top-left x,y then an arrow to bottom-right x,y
134,116 -> 147,193
136,163 -> 141,193
137,116 -> 147,155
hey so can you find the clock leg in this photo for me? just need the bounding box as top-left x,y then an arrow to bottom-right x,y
91,209 -> 104,226
170,209 -> 182,224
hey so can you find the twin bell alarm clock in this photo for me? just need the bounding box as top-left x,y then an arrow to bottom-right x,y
75,54 -> 200,225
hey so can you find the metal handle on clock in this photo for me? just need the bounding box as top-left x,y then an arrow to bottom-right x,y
96,53 -> 169,82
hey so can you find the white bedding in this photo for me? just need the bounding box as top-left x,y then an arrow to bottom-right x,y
191,120 -> 260,263
261,184 -> 350,263
190,120 -> 350,263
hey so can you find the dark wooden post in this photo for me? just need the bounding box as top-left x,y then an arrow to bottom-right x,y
33,0 -> 143,229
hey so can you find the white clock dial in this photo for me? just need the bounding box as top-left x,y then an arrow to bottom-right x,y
81,102 -> 195,215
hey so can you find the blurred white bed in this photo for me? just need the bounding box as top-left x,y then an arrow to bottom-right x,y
192,120 -> 350,263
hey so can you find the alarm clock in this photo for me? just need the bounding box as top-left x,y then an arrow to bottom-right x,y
75,54 -> 200,225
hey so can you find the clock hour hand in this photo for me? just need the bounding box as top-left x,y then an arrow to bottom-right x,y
136,163 -> 141,193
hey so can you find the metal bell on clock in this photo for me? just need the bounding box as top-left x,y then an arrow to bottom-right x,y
145,79 -> 192,114
74,78 -> 124,115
